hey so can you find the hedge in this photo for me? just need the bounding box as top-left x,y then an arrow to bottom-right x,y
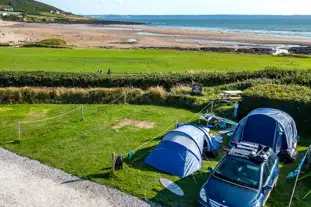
239,84 -> 311,134
0,69 -> 300,89
0,87 -> 214,111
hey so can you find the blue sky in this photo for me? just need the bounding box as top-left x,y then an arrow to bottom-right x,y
38,0 -> 311,15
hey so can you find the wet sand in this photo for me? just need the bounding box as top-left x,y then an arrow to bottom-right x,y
1,20 -> 311,49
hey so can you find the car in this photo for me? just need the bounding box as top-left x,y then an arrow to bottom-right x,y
198,142 -> 279,207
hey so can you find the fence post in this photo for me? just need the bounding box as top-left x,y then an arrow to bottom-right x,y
124,93 -> 127,104
80,105 -> 84,121
17,122 -> 21,142
112,152 -> 116,172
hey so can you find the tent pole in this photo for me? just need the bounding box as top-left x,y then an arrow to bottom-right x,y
17,122 -> 21,142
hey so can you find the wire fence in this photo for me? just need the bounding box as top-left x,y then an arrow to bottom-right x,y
15,93 -> 127,142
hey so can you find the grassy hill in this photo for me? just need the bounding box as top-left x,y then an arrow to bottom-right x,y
0,0 -> 62,14
0,0 -> 95,23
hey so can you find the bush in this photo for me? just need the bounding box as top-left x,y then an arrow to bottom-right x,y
217,78 -> 281,91
0,69 -> 301,89
23,38 -> 68,48
0,43 -> 10,47
0,87 -> 213,110
239,84 -> 311,134
38,38 -> 67,46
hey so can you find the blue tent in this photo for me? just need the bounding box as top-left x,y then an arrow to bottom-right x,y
145,124 -> 213,178
231,108 -> 298,156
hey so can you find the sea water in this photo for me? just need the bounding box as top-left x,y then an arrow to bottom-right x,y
89,15 -> 311,39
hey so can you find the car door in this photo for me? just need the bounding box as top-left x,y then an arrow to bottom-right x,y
262,155 -> 278,205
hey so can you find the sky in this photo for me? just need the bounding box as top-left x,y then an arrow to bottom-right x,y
38,0 -> 311,15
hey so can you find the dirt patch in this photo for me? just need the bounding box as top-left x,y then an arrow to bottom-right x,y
28,109 -> 49,119
113,119 -> 155,130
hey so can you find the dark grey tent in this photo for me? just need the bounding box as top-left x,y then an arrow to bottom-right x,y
231,108 -> 299,161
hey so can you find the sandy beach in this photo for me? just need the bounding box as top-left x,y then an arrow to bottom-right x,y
1,20 -> 311,49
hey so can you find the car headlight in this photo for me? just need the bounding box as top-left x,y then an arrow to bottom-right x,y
200,188 -> 207,203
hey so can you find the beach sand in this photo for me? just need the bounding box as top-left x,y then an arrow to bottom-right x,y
1,20 -> 311,48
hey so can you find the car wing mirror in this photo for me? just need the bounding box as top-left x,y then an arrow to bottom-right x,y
207,167 -> 213,173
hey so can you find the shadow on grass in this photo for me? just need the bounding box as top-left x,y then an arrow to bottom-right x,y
149,171 -> 210,206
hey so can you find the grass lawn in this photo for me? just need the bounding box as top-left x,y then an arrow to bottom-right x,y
0,104 -> 310,206
1,48 -> 311,73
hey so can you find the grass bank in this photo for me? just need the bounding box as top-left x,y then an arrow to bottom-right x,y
1,48 -> 311,72
0,104 -> 310,206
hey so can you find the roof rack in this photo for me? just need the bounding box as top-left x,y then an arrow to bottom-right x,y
229,142 -> 270,163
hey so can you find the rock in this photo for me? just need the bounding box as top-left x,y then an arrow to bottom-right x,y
236,48 -> 273,55
200,47 -> 236,53
288,47 -> 311,55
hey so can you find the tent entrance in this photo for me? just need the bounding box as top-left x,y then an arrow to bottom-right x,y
242,115 -> 277,148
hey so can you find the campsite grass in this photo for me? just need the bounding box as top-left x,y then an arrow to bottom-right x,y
1,47 -> 311,73
0,104 -> 310,206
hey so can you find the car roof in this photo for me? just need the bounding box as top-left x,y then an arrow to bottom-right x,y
229,142 -> 274,164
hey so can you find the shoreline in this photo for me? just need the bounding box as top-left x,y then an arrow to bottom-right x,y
1,20 -> 311,50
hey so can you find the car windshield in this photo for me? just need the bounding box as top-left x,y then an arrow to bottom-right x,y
214,156 -> 261,189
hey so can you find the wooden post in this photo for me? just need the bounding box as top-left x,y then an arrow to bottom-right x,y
17,122 -> 21,142
80,105 -> 84,121
112,152 -> 116,172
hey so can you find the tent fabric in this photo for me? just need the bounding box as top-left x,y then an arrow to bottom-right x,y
243,115 -> 277,148
145,124 -> 210,178
234,108 -> 298,153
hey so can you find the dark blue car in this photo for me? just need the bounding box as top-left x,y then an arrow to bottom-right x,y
199,142 -> 279,207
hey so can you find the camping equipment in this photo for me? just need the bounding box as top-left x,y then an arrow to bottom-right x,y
115,155 -> 123,170
145,124 -> 218,178
159,178 -> 184,196
231,108 -> 299,162
199,113 -> 238,129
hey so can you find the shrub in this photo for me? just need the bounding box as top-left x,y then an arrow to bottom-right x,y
0,43 -> 10,47
239,84 -> 311,134
0,87 -> 213,110
38,38 -> 67,46
0,69 -> 301,89
22,38 -> 68,48
217,78 -> 281,91
148,86 -> 166,97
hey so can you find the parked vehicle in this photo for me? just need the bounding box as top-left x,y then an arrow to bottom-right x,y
199,142 -> 279,207
230,108 -> 299,163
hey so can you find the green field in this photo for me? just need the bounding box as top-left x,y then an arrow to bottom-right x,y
1,48 -> 311,73
0,104 -> 310,206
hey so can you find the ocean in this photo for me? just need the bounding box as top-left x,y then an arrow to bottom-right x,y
89,15 -> 311,39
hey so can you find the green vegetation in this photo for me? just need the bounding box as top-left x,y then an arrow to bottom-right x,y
23,38 -> 69,48
0,0 -> 62,15
0,104 -> 310,206
0,43 -> 10,47
1,48 -> 311,72
0,87 -> 217,110
0,0 -> 94,23
239,84 -> 311,135
0,69 -> 292,88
